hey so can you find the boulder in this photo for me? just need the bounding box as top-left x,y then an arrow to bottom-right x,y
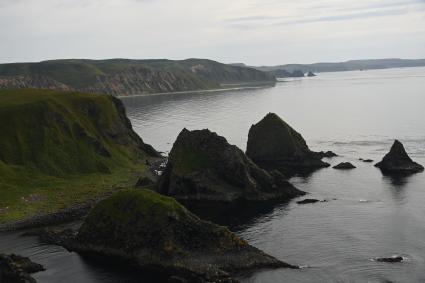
246,113 -> 330,174
158,128 -> 305,202
333,162 -> 356,170
0,254 -> 44,283
67,189 -> 297,282
375,140 -> 424,174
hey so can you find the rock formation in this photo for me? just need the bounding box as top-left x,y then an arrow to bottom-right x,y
0,254 -> 44,283
66,189 -> 297,282
158,128 -> 305,202
333,162 -> 356,169
246,113 -> 330,174
375,140 -> 424,174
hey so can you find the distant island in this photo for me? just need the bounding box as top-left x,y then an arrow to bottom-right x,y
232,58 -> 425,77
0,59 -> 276,96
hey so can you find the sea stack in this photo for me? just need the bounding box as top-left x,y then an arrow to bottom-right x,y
246,113 -> 330,174
157,128 -> 305,202
69,189 -> 296,282
375,140 -> 424,174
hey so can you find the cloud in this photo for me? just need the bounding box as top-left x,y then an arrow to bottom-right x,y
0,0 -> 424,65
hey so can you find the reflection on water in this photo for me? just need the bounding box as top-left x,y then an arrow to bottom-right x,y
1,67 -> 425,282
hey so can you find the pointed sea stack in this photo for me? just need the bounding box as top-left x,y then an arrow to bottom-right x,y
157,128 -> 305,202
375,140 -> 424,174
246,113 -> 330,174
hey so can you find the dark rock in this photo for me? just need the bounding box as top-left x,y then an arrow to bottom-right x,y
158,128 -> 305,202
363,159 -> 374,163
66,190 -> 297,282
22,228 -> 76,246
0,254 -> 44,283
307,71 -> 316,77
375,140 -> 424,174
246,113 -> 330,174
333,162 -> 356,169
375,256 -> 404,263
135,176 -> 155,188
315,151 -> 338,158
297,199 -> 320,204
291,70 -> 305,77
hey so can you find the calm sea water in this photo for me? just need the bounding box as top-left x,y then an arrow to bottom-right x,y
1,67 -> 425,282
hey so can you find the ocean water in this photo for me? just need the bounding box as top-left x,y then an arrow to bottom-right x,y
1,67 -> 425,282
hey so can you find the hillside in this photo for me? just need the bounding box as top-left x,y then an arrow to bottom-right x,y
0,89 -> 158,223
0,59 -> 276,96
249,58 -> 425,75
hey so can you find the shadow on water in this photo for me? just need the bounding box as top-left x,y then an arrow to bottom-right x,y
182,200 -> 291,232
382,174 -> 414,203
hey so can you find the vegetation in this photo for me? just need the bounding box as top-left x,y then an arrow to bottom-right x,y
78,189 -> 246,253
0,89 -> 156,224
0,59 -> 276,96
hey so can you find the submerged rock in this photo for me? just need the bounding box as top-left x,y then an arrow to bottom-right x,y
375,256 -> 404,263
67,190 -> 297,282
0,254 -> 44,283
158,128 -> 305,202
297,199 -> 320,204
246,113 -> 330,174
315,151 -> 338,158
375,140 -> 424,174
333,162 -> 356,169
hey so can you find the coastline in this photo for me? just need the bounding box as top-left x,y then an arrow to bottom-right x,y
116,81 -> 276,98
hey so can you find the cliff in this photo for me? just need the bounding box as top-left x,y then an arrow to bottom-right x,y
0,59 -> 276,96
0,89 -> 159,224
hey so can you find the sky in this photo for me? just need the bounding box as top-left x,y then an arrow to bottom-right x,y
1,0 -> 425,65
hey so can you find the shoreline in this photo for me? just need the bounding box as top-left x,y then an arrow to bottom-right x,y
116,81 -> 276,98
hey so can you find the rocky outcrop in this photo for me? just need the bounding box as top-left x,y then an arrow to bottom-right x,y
375,140 -> 424,174
0,254 -> 44,283
158,128 -> 305,203
65,190 -> 297,282
333,162 -> 356,169
246,113 -> 330,174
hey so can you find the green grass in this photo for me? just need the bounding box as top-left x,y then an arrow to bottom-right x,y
0,89 -> 153,224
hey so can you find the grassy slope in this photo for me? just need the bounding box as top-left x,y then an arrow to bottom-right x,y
0,89 -> 151,223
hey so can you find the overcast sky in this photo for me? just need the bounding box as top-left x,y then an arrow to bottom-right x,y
1,0 -> 425,65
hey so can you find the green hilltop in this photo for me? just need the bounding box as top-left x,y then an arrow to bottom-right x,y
0,89 -> 158,224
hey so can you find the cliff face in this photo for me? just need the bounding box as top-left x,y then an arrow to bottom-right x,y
0,59 -> 275,96
0,89 -> 158,176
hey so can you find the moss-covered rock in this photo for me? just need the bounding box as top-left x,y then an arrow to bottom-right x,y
246,113 -> 330,174
157,128 -> 304,202
70,189 -> 295,282
375,140 -> 424,174
0,254 -> 44,283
